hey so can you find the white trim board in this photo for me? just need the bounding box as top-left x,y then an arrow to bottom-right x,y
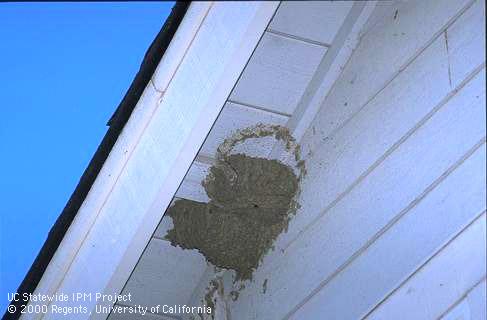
23,2 -> 279,319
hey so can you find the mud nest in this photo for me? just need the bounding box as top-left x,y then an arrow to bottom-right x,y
165,154 -> 299,280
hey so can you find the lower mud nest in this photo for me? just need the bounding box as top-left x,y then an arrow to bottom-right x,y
165,154 -> 299,280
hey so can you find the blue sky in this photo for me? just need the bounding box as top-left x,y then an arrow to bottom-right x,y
0,2 -> 174,313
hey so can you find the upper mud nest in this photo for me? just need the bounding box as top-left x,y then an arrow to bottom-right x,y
165,125 -> 302,280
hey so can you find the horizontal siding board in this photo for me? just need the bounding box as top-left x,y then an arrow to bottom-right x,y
291,148 -> 486,319
230,32 -> 326,115
365,218 -> 486,320
300,0 -> 472,156
447,0 -> 486,87
228,69 -> 486,320
269,1 -> 353,45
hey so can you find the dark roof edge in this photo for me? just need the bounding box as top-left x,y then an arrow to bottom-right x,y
3,3 -> 190,319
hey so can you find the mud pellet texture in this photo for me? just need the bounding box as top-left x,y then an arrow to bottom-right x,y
165,154 -> 299,280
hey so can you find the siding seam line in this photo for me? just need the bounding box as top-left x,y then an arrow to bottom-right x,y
265,28 -> 332,47
435,276 -> 487,320
226,99 -> 292,118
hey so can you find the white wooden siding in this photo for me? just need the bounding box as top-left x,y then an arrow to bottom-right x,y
230,69 -> 486,319
290,147 -> 486,319
226,1 -> 486,319
286,34 -> 452,245
268,1 -> 353,45
300,0 -> 474,157
120,1 -> 486,320
364,216 -> 486,320
229,32 -> 327,115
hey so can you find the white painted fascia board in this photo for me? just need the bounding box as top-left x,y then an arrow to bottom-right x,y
22,2 -> 279,319
150,2 -> 212,93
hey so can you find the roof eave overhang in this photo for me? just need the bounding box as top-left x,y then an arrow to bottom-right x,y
6,2 -> 280,319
